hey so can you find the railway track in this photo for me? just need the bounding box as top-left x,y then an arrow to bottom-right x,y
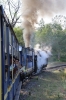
46,63 -> 66,71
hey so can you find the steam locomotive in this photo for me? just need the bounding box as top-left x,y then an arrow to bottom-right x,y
0,5 -> 48,100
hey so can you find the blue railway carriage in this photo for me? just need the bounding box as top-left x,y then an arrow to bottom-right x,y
0,5 -> 21,100
19,46 -> 35,77
22,47 -> 34,75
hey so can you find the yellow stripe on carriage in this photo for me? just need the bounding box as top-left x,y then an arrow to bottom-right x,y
4,72 -> 19,100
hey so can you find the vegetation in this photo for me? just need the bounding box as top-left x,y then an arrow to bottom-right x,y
19,68 -> 66,100
14,27 -> 24,45
35,21 -> 66,62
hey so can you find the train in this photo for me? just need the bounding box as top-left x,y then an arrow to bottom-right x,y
0,5 -> 48,100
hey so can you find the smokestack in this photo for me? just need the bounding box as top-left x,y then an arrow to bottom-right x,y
21,0 -> 66,47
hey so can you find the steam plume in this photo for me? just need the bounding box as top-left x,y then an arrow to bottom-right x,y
34,44 -> 52,73
21,0 -> 66,47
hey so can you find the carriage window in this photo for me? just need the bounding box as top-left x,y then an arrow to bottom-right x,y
9,30 -> 12,54
14,38 -> 16,56
3,22 -> 8,81
9,30 -> 12,45
13,36 -> 15,47
17,43 -> 19,58
13,36 -> 15,56
14,40 -> 17,56
4,22 -> 7,53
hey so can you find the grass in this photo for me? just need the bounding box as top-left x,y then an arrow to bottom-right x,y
19,69 -> 66,100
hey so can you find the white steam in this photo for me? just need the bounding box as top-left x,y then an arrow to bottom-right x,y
34,44 -> 52,73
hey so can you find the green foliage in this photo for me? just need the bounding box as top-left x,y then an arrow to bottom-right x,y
35,23 -> 66,62
14,27 -> 24,46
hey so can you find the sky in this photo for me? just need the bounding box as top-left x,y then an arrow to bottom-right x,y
1,0 -> 66,26
21,0 -> 66,24
21,0 -> 66,26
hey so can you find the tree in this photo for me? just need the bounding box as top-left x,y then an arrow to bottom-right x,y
0,0 -> 22,27
35,23 -> 66,62
38,18 -> 45,28
14,27 -> 24,45
35,24 -> 53,46
52,15 -> 66,29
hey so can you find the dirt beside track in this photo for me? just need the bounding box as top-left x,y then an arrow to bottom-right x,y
19,62 -> 66,100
